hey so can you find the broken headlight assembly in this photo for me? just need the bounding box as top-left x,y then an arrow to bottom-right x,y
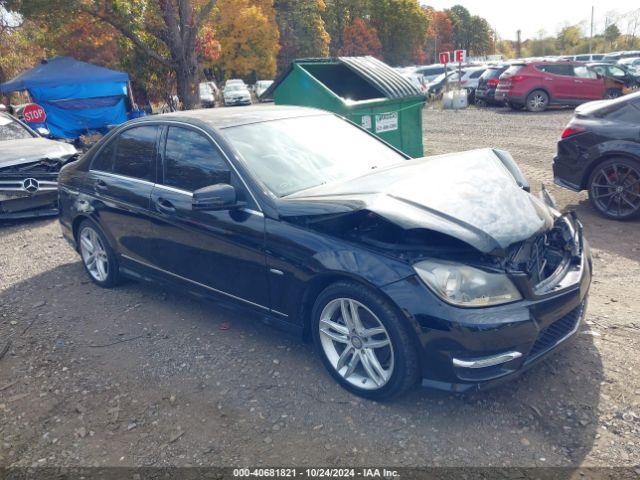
413,259 -> 522,307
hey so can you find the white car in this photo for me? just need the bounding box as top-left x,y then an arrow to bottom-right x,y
223,84 -> 252,106
618,57 -> 640,75
198,82 -> 217,108
225,79 -> 246,89
255,80 -> 274,102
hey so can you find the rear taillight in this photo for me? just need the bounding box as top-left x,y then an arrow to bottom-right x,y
487,79 -> 499,87
510,75 -> 526,82
561,125 -> 586,138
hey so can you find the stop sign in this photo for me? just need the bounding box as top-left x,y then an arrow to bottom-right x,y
22,103 -> 47,124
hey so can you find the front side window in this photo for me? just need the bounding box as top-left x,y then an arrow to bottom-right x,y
575,66 -> 598,79
223,115 -> 406,197
0,115 -> 35,141
112,125 -> 158,181
608,66 -> 626,78
163,127 -> 231,192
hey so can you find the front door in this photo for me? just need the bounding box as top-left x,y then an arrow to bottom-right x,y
150,125 -> 269,310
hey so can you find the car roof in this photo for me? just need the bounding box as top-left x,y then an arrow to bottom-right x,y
136,105 -> 331,129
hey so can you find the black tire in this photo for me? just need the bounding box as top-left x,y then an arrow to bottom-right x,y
507,101 -> 524,110
525,90 -> 549,112
605,88 -> 623,99
77,219 -> 121,288
588,157 -> 640,220
311,281 -> 420,400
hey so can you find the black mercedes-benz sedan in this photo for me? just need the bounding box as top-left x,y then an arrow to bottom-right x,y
58,106 -> 592,399
554,90 -> 640,220
0,112 -> 77,220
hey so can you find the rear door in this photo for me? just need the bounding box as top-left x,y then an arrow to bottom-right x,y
88,124 -> 160,266
539,64 -> 575,100
150,125 -> 269,309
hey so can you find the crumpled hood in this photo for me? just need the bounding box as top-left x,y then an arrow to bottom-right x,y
0,138 -> 77,169
283,148 -> 554,254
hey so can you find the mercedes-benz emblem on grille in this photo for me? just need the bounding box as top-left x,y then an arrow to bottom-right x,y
23,178 -> 40,193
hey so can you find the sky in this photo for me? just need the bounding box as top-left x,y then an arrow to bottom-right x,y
421,1 -> 640,41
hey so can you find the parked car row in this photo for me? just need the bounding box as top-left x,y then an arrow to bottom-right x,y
490,60 -> 639,112
198,79 -> 275,108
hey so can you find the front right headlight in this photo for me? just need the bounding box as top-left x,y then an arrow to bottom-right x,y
413,259 -> 522,307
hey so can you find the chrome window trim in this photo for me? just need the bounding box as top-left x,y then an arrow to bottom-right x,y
120,253 -> 285,316
89,169 -> 155,187
153,183 -> 193,197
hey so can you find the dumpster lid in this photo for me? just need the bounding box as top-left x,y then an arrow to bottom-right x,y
264,56 -> 423,101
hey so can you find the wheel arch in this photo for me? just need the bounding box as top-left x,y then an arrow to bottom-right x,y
525,87 -> 552,102
298,271 -> 421,347
581,151 -> 640,189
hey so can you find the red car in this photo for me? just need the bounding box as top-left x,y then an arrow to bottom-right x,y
495,61 -> 606,112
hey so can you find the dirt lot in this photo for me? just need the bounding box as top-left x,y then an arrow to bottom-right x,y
1,107 -> 639,470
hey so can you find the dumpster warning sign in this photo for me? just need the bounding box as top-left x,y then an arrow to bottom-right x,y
375,112 -> 398,133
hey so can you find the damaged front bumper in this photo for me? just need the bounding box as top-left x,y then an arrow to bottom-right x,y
381,214 -> 592,392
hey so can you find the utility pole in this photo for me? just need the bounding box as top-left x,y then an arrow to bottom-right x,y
516,30 -> 522,58
589,6 -> 594,53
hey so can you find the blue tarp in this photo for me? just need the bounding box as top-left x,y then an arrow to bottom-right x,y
0,56 -> 130,139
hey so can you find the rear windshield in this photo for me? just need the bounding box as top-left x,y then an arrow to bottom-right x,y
503,65 -> 524,76
480,68 -> 505,79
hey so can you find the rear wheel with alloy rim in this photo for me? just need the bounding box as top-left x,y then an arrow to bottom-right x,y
78,220 -> 121,287
588,158 -> 640,220
526,90 -> 549,112
604,88 -> 622,99
312,281 -> 419,399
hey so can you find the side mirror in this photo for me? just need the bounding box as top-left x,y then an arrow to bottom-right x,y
36,127 -> 50,137
192,183 -> 244,211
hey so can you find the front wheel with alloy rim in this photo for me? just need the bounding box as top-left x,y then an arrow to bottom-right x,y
78,220 -> 121,287
588,158 -> 640,220
312,281 -> 419,400
525,90 -> 549,112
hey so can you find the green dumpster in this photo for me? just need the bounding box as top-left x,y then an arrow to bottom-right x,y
265,56 -> 426,158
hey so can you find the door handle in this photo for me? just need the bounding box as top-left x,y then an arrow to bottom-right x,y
94,179 -> 108,191
544,77 -> 553,81
155,197 -> 176,213
575,80 -> 583,83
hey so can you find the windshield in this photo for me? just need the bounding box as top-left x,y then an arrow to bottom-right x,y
223,115 -> 406,197
0,115 -> 34,141
225,85 -> 243,92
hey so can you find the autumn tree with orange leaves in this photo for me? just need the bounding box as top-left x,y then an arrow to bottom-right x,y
215,0 -> 279,81
339,18 -> 382,58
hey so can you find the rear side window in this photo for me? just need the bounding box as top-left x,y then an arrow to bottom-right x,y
537,64 -> 575,76
608,66 -> 627,78
481,68 -> 505,80
576,55 -> 590,61
112,126 -> 158,182
469,70 -> 484,79
574,66 -> 598,79
503,65 -> 523,76
91,137 -> 117,171
604,103 -> 640,123
163,127 -> 231,192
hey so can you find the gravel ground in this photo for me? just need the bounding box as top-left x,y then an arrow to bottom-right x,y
0,106 -> 639,469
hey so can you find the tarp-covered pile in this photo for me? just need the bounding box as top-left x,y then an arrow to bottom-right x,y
0,56 -> 130,139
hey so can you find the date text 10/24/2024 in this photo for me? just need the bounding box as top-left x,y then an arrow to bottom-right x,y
233,468 -> 400,478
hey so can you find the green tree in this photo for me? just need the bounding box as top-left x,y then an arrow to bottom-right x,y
274,0 -> 330,70
369,0 -> 428,66
557,25 -> 582,53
